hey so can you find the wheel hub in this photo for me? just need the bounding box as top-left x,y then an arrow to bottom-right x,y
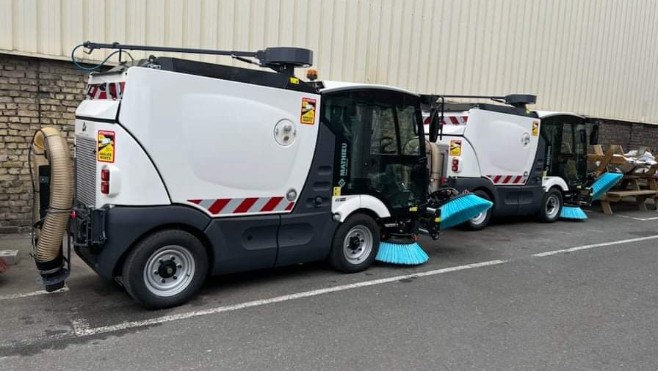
144,246 -> 195,297
470,210 -> 487,224
348,236 -> 362,250
546,195 -> 559,217
343,226 -> 373,265
158,259 -> 177,279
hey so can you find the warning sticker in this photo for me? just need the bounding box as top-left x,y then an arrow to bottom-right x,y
450,140 -> 462,156
333,186 -> 341,197
532,121 -> 539,136
300,97 -> 316,125
97,130 -> 115,163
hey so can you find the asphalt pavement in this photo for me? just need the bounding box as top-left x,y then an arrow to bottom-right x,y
1,201 -> 658,370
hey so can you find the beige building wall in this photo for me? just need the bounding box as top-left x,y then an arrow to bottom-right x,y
1,0 -> 657,124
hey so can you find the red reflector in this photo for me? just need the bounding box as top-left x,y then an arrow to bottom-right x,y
101,181 -> 109,194
70,210 -> 76,219
452,158 -> 459,165
101,168 -> 110,181
424,117 -> 430,125
452,165 -> 458,172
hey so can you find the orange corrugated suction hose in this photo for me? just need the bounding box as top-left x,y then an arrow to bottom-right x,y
31,126 -> 73,291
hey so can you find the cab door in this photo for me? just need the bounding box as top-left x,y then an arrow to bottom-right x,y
541,114 -> 588,189
322,88 -> 427,214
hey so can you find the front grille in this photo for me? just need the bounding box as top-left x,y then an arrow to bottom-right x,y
75,136 -> 97,207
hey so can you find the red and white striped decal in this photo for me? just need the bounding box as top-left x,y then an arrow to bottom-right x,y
188,197 -> 295,215
486,175 -> 527,185
442,116 -> 469,126
86,82 -> 125,100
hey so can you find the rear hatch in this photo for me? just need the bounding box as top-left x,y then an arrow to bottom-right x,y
74,69 -> 127,208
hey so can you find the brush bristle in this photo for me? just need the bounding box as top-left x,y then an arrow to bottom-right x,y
375,241 -> 429,265
439,194 -> 493,230
560,206 -> 588,220
591,172 -> 623,200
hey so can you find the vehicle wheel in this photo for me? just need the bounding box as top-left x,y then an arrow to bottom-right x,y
122,229 -> 209,309
329,213 -> 380,273
538,187 -> 563,223
461,190 -> 493,231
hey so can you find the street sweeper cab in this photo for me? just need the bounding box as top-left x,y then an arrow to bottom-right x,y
29,42 -> 492,309
421,94 -> 621,230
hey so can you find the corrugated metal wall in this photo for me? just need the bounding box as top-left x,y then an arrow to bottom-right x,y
1,0 -> 657,124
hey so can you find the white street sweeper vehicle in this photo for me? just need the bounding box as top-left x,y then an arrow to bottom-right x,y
420,94 -> 622,230
29,42 -> 491,309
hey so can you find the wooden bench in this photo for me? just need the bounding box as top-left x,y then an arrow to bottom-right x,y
600,190 -> 658,214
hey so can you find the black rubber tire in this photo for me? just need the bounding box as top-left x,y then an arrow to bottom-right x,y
537,187 -> 563,223
122,229 -> 209,310
329,213 -> 380,273
460,190 -> 493,231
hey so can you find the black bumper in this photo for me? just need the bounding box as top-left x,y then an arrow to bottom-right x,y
71,204 -> 210,281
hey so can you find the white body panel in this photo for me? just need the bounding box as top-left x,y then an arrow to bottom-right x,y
436,109 -> 540,185
463,109 -> 539,182
76,99 -> 121,121
74,119 -> 170,207
319,80 -> 415,95
542,176 -> 569,192
447,140 -> 481,178
331,195 -> 391,222
117,67 -> 321,216
536,111 -> 585,120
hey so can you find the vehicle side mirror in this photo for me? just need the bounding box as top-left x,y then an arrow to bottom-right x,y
428,109 -> 438,142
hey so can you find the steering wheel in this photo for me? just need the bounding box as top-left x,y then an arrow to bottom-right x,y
379,137 -> 396,154
403,138 -> 420,155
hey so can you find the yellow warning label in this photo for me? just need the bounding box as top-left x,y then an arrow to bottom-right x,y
289,77 -> 300,84
532,121 -> 539,136
333,186 -> 341,196
97,130 -> 115,163
300,97 -> 317,125
450,140 -> 462,156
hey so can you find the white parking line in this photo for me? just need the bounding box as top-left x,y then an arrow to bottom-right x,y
70,234 -> 658,337
0,286 -> 69,301
533,235 -> 658,257
72,259 -> 508,336
24,233 -> 658,340
615,215 -> 658,221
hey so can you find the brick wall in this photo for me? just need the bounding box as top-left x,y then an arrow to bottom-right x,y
0,54 -> 87,234
1,53 -> 658,234
592,118 -> 658,154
